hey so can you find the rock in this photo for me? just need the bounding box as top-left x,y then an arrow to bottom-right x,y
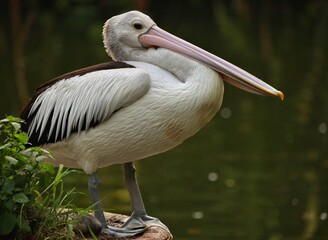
73,213 -> 102,236
74,212 -> 172,240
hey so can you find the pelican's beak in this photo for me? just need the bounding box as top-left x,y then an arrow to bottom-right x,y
139,25 -> 284,100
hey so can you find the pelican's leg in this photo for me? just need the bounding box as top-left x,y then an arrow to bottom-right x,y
88,172 -> 144,237
122,162 -> 171,234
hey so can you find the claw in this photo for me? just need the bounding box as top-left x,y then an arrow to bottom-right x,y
101,224 -> 145,237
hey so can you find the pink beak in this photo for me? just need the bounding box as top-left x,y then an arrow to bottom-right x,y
139,25 -> 284,100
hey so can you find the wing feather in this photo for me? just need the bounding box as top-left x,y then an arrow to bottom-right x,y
21,62 -> 150,146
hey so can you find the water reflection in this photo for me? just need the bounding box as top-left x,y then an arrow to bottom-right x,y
1,1 -> 328,239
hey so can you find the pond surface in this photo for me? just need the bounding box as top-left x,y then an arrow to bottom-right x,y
1,1 -> 328,239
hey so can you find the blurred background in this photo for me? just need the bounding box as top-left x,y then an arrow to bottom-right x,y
1,0 -> 328,239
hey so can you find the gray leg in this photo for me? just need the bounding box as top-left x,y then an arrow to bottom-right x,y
124,162 -> 146,215
88,172 -> 144,237
122,162 -> 171,234
88,173 -> 107,227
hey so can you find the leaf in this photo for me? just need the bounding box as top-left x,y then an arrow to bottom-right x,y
0,143 -> 11,150
0,118 -> 10,123
14,132 -> 29,144
39,162 -> 55,174
4,199 -> 15,210
11,122 -> 21,130
0,211 -> 16,235
2,179 -> 15,193
5,156 -> 18,165
35,155 -> 47,162
17,215 -> 31,232
23,164 -> 33,171
12,193 -> 29,204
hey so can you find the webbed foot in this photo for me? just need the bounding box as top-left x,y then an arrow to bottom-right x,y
101,212 -> 171,238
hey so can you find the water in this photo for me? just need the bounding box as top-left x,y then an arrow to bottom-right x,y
1,1 -> 328,239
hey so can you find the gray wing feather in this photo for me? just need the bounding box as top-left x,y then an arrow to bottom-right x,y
27,68 -> 150,144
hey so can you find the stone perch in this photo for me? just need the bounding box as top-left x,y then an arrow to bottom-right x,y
74,212 -> 173,240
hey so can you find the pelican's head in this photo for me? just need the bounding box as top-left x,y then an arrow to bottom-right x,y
103,11 -> 155,61
103,11 -> 284,100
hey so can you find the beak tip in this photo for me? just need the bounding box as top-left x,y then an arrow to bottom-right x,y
277,91 -> 284,101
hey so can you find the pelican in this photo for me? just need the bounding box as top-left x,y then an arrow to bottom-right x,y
21,10 -> 283,237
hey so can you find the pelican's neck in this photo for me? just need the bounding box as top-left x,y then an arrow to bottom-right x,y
129,48 -> 207,83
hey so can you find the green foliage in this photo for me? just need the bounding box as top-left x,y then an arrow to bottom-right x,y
0,116 -> 55,236
0,116 -> 89,239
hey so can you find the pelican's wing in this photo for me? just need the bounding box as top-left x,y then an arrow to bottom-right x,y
20,61 -> 151,146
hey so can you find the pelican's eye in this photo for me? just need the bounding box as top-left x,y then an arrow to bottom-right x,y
132,21 -> 144,30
